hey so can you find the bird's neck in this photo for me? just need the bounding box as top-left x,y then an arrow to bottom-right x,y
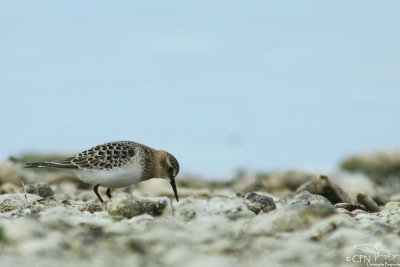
141,150 -> 166,180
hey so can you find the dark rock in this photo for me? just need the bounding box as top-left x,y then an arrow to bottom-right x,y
373,195 -> 390,206
357,193 -> 380,212
334,202 -> 366,211
296,175 -> 351,204
243,192 -> 276,214
23,183 -> 54,198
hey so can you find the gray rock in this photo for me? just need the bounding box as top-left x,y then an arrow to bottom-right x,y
334,202 -> 366,211
23,183 -> 54,198
307,214 -> 357,241
30,197 -> 61,214
290,191 -> 333,207
243,192 -> 276,214
357,193 -> 379,212
383,202 -> 400,212
245,203 -> 337,235
373,195 -> 390,206
296,175 -> 351,204
106,193 -> 143,218
175,197 -> 254,221
106,193 -> 172,219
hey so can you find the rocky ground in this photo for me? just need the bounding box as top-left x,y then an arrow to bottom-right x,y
0,151 -> 400,267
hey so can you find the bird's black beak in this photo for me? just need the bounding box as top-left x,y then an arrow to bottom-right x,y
170,178 -> 179,202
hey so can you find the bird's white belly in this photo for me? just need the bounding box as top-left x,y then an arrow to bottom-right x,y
73,166 -> 143,188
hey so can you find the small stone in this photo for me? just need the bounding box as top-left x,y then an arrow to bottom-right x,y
296,175 -> 351,204
357,193 -> 379,212
334,202 -> 366,211
243,192 -> 276,214
23,183 -> 54,198
383,202 -> 400,212
106,193 -> 143,219
373,195 -> 390,206
290,191 -> 333,207
106,194 -> 172,219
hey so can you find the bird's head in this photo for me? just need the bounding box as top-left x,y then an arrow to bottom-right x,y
157,151 -> 180,202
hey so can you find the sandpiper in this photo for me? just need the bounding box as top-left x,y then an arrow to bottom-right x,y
25,141 -> 179,203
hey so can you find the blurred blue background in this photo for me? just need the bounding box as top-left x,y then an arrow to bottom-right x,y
1,1 -> 399,178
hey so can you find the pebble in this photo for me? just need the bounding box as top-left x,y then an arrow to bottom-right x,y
243,192 -> 276,214
357,193 -> 380,212
383,202 -> 400,212
23,183 -> 54,198
290,191 -> 333,207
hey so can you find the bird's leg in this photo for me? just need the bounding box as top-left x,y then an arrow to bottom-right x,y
106,188 -> 112,199
93,184 -> 104,203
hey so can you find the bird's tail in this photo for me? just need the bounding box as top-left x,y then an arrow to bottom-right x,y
25,161 -> 76,169
25,162 -> 49,168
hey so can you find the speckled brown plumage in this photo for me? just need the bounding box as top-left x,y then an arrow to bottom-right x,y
25,141 -> 180,203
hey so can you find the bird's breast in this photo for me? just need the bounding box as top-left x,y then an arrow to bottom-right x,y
74,155 -> 144,188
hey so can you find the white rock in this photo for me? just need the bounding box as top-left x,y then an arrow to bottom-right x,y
383,202 -> 400,212
0,193 -> 42,212
175,197 -> 254,220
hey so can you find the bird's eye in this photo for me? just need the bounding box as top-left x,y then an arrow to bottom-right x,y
168,166 -> 173,173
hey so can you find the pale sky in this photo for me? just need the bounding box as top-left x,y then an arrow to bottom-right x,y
1,1 -> 399,178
